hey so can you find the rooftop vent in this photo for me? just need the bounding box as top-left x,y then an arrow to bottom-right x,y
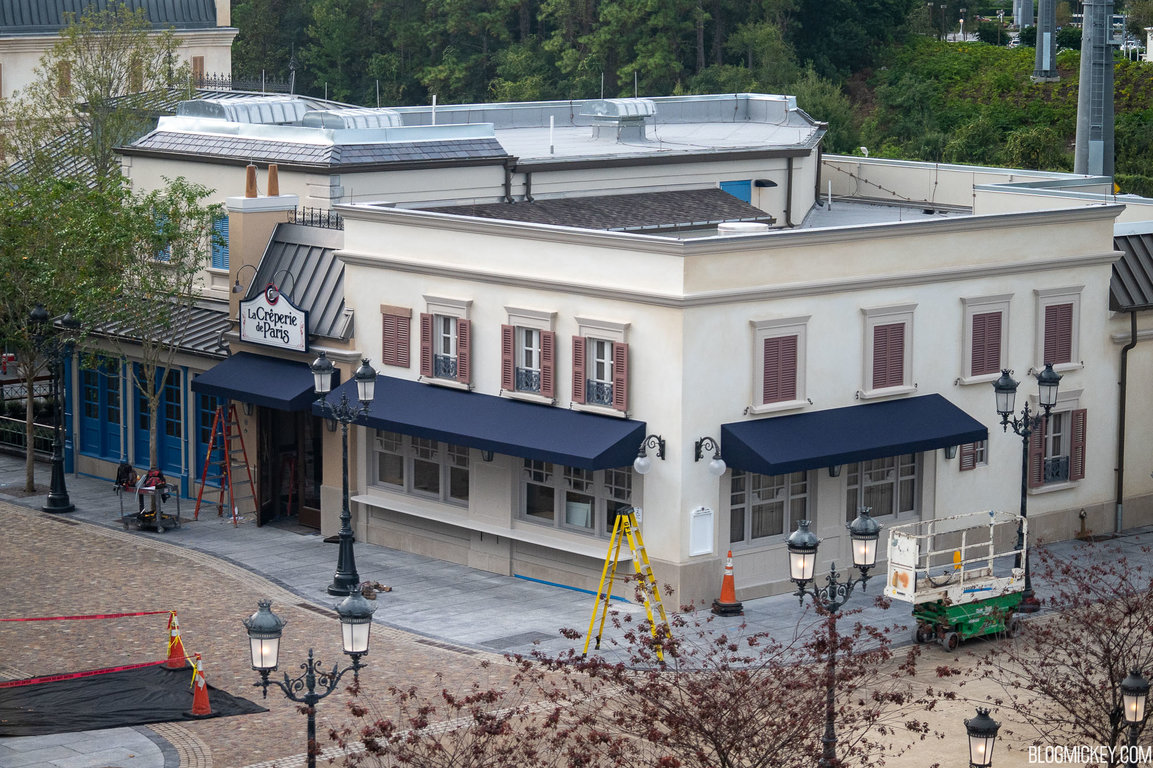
580,98 -> 656,143
717,222 -> 771,236
300,108 -> 403,130
177,97 -> 310,125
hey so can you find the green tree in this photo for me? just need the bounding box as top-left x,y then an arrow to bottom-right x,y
97,179 -> 222,470
1056,26 -> 1082,49
1003,124 -> 1066,170
231,0 -> 308,83
0,4 -> 185,184
792,67 -> 858,153
976,20 -> 1008,45
0,177 -> 131,491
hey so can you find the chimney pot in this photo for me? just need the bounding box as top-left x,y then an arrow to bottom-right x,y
267,164 -> 279,197
245,164 -> 258,198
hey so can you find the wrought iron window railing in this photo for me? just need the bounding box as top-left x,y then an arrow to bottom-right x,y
515,368 -> 541,393
434,355 -> 458,380
1044,455 -> 1070,484
586,380 -> 613,406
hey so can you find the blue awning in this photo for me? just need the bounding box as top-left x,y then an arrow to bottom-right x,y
191,352 -> 320,412
721,394 -> 988,476
321,376 -> 646,470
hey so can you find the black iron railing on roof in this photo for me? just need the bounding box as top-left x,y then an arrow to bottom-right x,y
193,73 -> 293,93
291,207 -> 344,230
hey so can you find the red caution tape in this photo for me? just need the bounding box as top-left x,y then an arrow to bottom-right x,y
0,610 -> 171,622
0,659 -> 170,688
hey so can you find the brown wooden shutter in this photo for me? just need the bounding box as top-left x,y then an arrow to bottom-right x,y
500,324 -> 515,390
872,323 -> 905,389
571,336 -> 586,404
959,442 -> 977,471
1028,417 -> 1046,488
540,331 -> 556,399
762,336 -> 798,404
419,313 -> 433,377
382,313 -> 410,368
1069,408 -> 1087,481
971,311 -> 1002,376
456,319 -> 471,384
611,342 -> 629,411
1044,303 -> 1073,364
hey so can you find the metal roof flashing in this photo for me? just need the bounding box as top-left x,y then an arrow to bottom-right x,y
147,115 -> 497,146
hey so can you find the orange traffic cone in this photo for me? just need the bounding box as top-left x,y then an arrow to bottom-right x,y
186,654 -> 213,718
165,611 -> 189,670
711,550 -> 744,617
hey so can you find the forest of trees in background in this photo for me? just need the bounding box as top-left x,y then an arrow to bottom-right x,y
230,0 -> 1153,190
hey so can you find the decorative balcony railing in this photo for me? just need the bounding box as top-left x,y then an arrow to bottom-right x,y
515,368 -> 541,393
434,355 -> 458,380
1043,455 -> 1070,484
586,380 -> 613,406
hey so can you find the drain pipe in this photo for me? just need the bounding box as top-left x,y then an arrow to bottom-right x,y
785,156 -> 795,227
503,160 -> 514,203
1116,310 -> 1137,533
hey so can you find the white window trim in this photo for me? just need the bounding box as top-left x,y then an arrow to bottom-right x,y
860,304 -> 917,399
506,306 -> 556,331
518,460 -> 634,538
572,317 -> 629,418
424,295 -> 473,318
728,469 -> 812,549
575,316 -> 629,343
1034,287 -> 1083,373
1027,388 -> 1082,495
959,295 -> 1011,384
371,430 -> 470,507
750,316 -> 809,414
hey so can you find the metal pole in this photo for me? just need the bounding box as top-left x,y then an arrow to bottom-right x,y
1013,402 -> 1039,612
819,610 -> 838,767
328,404 -> 359,595
44,334 -> 73,513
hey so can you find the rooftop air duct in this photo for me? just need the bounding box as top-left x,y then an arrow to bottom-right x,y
580,98 -> 656,143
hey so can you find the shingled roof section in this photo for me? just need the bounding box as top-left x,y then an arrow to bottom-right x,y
127,131 -> 510,168
1112,232 -> 1153,312
1,0 -> 218,34
425,188 -> 776,233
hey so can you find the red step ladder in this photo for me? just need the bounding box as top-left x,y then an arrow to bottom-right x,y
194,404 -> 256,526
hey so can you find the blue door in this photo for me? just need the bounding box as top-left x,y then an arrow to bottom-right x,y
78,358 -> 122,461
720,179 -> 752,203
194,392 -> 223,488
133,365 -> 182,476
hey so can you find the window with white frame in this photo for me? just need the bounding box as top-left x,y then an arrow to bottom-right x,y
958,440 -> 988,471
751,316 -> 808,412
502,308 -> 557,399
845,454 -> 920,520
961,295 -> 1010,382
420,296 -> 472,385
1035,287 -> 1082,370
372,430 -> 470,505
520,459 -> 633,536
729,469 -> 810,545
572,317 -> 629,413
1028,397 -> 1087,488
861,305 -> 916,396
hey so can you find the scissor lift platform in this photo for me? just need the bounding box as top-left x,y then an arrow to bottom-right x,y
884,510 -> 1026,650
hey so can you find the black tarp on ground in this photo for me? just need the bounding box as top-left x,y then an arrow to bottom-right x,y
0,664 -> 266,737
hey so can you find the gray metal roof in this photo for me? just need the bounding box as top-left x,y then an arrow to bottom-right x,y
1112,232 -> 1153,311
424,188 -> 775,233
86,300 -> 231,359
127,130 -> 509,169
0,0 -> 218,34
248,223 -> 352,341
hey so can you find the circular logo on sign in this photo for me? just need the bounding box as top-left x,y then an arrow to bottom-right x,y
264,283 -> 280,304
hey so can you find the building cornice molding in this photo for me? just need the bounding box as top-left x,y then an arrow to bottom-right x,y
338,249 -> 1120,309
336,202 -> 1126,257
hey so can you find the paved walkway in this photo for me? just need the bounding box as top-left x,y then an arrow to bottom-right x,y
2,453 -> 1151,767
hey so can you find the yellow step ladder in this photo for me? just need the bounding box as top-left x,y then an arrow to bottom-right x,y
583,507 -> 671,660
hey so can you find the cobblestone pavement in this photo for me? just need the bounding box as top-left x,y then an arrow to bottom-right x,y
3,453 -> 1153,767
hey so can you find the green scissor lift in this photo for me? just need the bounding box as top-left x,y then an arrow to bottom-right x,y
884,510 -> 1027,651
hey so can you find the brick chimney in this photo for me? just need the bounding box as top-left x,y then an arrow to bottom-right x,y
226,166 -> 296,319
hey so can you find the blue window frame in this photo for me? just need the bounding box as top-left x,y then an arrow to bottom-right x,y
77,358 -> 122,461
719,179 -> 752,203
195,392 -> 223,487
133,365 -> 182,475
211,215 -> 229,270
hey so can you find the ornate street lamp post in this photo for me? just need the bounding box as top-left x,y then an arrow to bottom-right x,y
785,508 -> 882,768
993,363 -> 1061,612
29,305 -> 79,514
310,352 -> 377,596
243,594 -> 376,768
1120,669 -> 1149,768
965,707 -> 1001,767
